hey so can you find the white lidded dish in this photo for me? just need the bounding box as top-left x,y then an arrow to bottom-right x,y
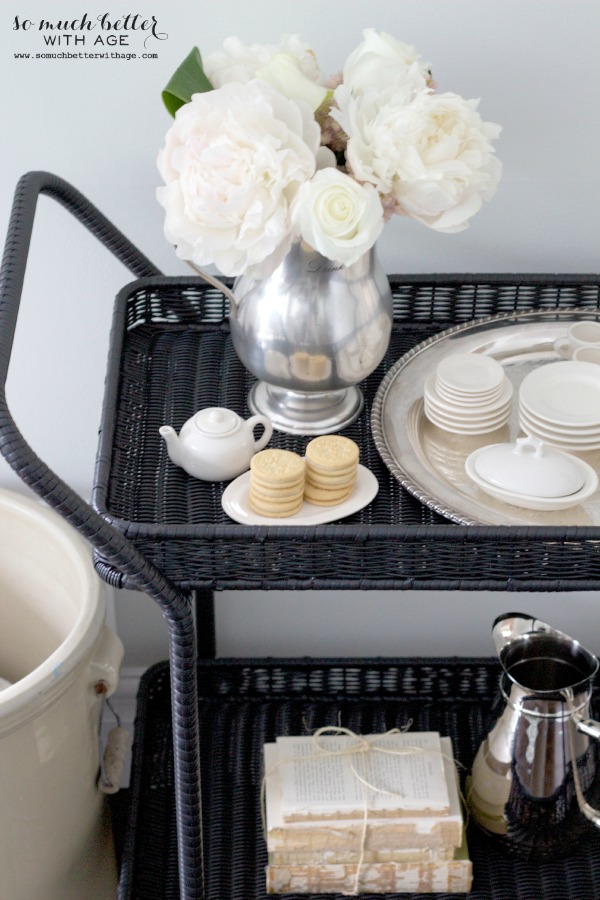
464,436 -> 599,511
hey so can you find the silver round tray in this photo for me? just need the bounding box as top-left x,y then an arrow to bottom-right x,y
371,308 -> 600,526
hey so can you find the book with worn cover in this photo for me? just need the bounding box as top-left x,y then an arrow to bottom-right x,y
264,736 -> 471,893
275,731 -> 450,821
265,835 -> 472,894
267,846 -> 455,866
263,736 -> 464,853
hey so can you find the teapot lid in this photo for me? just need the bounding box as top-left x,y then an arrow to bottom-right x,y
472,435 -> 585,498
194,407 -> 240,436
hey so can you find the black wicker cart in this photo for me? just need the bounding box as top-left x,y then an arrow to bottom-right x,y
2,172 -> 600,900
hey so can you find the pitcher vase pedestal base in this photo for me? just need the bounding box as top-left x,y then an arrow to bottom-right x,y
248,382 -> 364,436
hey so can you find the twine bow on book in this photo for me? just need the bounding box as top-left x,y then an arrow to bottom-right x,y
261,725 -> 465,896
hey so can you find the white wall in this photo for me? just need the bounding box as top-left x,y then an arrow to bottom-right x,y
1,0 -> 600,669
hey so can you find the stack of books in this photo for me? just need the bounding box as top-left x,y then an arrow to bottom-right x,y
262,732 -> 472,894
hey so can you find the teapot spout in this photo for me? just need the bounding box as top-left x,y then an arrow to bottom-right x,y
159,425 -> 184,467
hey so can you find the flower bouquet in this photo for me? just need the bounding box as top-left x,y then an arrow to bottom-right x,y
157,29 -> 502,280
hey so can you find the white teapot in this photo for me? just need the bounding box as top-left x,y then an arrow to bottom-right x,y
159,407 -> 272,482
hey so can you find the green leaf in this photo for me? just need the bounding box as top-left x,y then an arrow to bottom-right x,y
162,47 -> 213,117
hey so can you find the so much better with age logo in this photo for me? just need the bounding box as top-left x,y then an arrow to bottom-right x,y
12,12 -> 168,60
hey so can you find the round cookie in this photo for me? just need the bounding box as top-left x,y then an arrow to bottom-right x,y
304,484 -> 356,503
305,435 -> 359,472
250,478 -> 305,502
248,493 -> 304,518
303,435 -> 359,507
305,469 -> 357,489
251,448 -> 305,483
303,482 -> 353,506
249,448 -> 305,518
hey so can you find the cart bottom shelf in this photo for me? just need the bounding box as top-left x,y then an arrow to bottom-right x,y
119,658 -> 600,900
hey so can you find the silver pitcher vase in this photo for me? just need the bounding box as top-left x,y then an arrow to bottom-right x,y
229,240 -> 393,435
468,612 -> 600,860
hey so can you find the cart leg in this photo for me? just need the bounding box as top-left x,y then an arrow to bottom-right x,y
168,607 -> 204,900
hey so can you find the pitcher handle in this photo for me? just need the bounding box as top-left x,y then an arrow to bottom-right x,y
567,696 -> 600,827
576,717 -> 600,741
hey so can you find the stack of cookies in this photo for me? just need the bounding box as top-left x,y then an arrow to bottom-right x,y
303,435 -> 359,507
248,449 -> 306,518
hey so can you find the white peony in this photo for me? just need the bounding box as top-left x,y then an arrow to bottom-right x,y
157,30 -> 503,276
256,52 -> 329,111
203,34 -> 324,89
156,81 -> 320,277
341,89 -> 502,233
291,167 -> 384,265
341,28 -> 430,98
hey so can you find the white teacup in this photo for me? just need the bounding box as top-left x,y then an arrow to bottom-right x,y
573,345 -> 600,365
554,320 -> 600,358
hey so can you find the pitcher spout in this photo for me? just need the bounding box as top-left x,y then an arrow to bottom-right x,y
492,611 -> 599,693
492,611 -> 538,658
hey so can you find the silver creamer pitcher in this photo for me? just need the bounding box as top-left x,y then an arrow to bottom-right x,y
469,612 -> 600,859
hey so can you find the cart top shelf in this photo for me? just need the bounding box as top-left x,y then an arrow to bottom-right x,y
92,274 -> 600,592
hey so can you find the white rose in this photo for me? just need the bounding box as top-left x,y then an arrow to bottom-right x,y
343,89 -> 502,232
291,167 -> 384,266
203,34 -> 323,88
157,81 -> 320,277
342,28 -> 430,98
256,52 -> 328,111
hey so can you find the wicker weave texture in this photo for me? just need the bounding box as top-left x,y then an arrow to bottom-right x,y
120,658 -> 600,900
93,275 -> 600,591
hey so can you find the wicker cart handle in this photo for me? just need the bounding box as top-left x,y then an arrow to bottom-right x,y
0,172 -> 204,900
0,171 -> 186,602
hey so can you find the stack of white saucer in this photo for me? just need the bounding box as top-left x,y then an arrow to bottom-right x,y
424,352 -> 513,434
518,360 -> 600,451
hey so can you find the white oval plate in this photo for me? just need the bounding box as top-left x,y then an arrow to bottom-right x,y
222,464 -> 379,526
519,360 -> 600,427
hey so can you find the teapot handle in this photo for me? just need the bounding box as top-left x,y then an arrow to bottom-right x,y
248,414 -> 273,452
